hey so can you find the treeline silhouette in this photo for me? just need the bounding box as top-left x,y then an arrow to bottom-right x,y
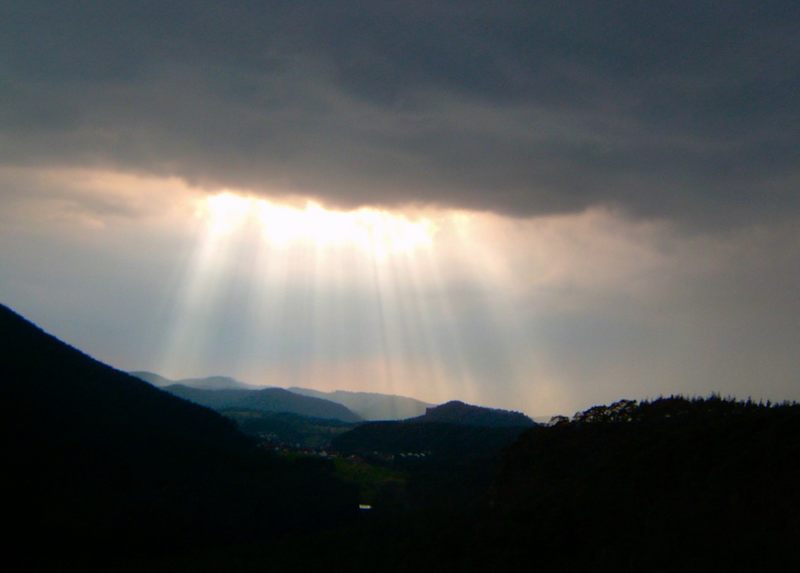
137,396 -> 800,572
487,395 -> 800,570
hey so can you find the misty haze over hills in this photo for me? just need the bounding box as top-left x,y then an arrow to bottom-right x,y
130,371 -> 257,390
132,371 -> 441,421
130,369 -> 533,424
130,370 -> 528,425
289,387 -> 431,420
161,384 -> 363,423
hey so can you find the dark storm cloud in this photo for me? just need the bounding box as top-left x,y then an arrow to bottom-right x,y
1,1 -> 798,223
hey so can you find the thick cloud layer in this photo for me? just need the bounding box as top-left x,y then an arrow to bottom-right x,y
2,1 -> 798,223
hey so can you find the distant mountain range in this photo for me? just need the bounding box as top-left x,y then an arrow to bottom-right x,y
130,371 -> 364,422
131,371 -> 434,421
288,387 -> 431,420
130,371 -> 534,424
162,384 -> 362,423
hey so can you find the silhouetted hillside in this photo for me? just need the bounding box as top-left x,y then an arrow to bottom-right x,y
486,396 -> 800,569
0,304 -> 357,566
131,370 -> 256,390
289,387 -> 430,420
107,393 -> 800,571
409,400 -> 535,427
164,384 -> 362,422
1,306 -> 248,457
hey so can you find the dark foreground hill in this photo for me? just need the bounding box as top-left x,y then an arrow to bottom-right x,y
0,304 -> 357,566
141,396 -> 800,572
164,384 -> 362,422
487,396 -> 800,569
289,387 -> 430,420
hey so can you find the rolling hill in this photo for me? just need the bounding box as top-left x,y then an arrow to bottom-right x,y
332,400 -> 534,461
409,400 -> 535,427
289,387 -> 430,420
130,370 -> 256,390
163,384 -> 362,422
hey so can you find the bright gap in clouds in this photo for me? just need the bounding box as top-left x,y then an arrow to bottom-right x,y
203,192 -> 435,257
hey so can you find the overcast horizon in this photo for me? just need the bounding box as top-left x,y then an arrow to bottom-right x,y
2,2 -> 799,416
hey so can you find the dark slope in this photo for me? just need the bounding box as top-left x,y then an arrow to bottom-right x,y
130,370 -> 256,390
116,397 -> 800,572
409,400 -> 535,427
0,304 -> 357,564
289,387 -> 430,420
165,384 -> 362,422
487,397 -> 800,569
0,306 -> 246,455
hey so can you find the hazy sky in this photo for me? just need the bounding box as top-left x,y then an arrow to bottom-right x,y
1,2 -> 798,415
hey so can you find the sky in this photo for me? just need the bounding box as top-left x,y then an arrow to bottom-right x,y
1,1 -> 798,416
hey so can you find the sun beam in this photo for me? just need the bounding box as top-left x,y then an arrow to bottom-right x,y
158,187 -> 529,412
